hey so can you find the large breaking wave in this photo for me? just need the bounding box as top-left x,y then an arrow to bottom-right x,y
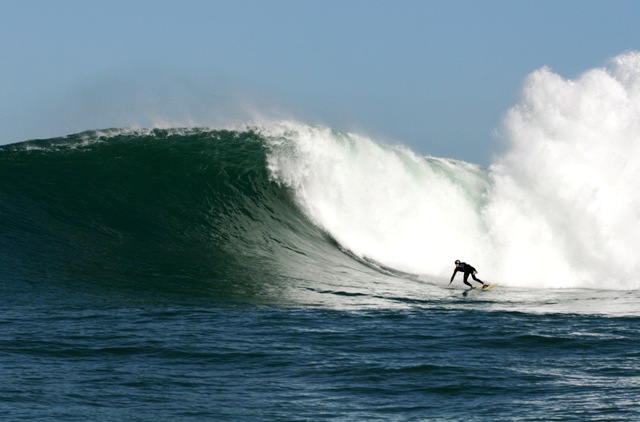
1,51 -> 639,296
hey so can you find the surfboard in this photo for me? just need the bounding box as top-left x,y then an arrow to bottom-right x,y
471,283 -> 498,290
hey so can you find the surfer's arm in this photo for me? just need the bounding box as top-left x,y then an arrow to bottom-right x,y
449,269 -> 458,284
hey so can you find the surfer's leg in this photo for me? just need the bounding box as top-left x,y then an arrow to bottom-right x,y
471,273 -> 485,286
463,273 -> 473,288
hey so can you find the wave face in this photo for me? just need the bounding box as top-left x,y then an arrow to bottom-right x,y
1,52 -> 639,299
0,128 -> 369,304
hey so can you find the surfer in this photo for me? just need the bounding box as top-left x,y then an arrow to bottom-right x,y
449,260 -> 487,289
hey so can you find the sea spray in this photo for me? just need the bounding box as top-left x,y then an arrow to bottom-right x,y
486,51 -> 640,288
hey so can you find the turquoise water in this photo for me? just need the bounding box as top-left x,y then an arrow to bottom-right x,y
1,128 -> 639,420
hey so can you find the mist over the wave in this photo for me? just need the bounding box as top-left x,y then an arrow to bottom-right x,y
2,67 -> 293,145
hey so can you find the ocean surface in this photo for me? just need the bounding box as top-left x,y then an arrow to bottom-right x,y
2,53 -> 640,420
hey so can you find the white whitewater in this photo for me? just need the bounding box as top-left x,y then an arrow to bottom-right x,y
265,51 -> 640,290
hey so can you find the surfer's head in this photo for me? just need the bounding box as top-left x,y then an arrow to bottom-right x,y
455,260 -> 461,266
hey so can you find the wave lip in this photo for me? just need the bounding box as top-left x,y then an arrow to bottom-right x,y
263,122 -> 490,278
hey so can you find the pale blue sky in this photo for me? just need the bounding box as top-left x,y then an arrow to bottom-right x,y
1,0 -> 638,164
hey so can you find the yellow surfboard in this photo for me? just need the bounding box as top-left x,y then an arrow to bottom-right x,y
471,283 -> 498,290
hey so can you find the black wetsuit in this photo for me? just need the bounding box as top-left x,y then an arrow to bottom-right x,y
451,262 -> 485,288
